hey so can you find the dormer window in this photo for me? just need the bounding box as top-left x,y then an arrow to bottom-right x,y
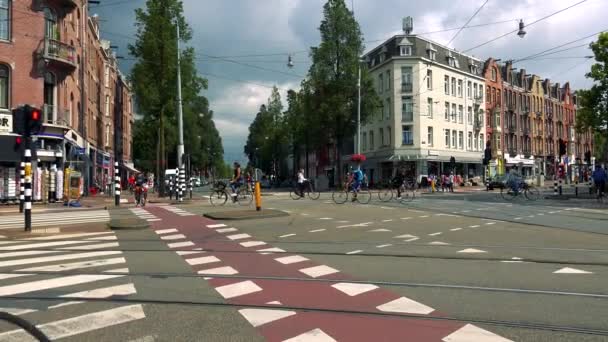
426,42 -> 436,60
447,51 -> 456,67
400,45 -> 412,56
469,59 -> 478,74
379,45 -> 388,63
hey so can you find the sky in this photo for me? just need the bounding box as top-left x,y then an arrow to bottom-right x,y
92,0 -> 608,163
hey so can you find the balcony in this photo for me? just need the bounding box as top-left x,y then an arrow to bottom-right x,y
523,150 -> 532,158
43,104 -> 70,127
42,38 -> 77,70
474,95 -> 483,105
508,148 -> 518,158
508,124 -> 517,133
523,128 -> 530,136
506,103 -> 516,112
401,83 -> 413,93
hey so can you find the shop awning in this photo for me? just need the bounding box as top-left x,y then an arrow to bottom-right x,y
123,162 -> 139,173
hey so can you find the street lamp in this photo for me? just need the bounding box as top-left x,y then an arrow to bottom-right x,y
356,57 -> 369,158
517,19 -> 526,38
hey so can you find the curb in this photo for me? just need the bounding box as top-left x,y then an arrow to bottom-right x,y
203,209 -> 289,221
108,218 -> 149,230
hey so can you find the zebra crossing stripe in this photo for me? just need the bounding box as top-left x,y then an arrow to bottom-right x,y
62,283 -> 137,299
25,232 -> 114,241
0,240 -> 99,251
0,305 -> 145,341
57,242 -> 120,250
18,257 -> 126,272
0,274 -> 124,296
0,251 -> 122,268
0,250 -> 63,259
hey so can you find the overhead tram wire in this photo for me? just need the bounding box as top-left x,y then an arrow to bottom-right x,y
512,29 -> 606,64
445,0 -> 489,47
462,0 -> 590,53
512,43 -> 590,61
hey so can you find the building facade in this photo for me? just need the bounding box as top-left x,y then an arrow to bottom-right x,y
482,58 -> 503,177
0,0 -> 133,202
359,34 -> 486,183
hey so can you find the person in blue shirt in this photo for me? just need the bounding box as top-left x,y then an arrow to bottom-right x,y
592,165 -> 607,197
349,165 -> 364,202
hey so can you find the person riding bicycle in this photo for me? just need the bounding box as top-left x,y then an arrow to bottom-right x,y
134,172 -> 148,205
350,166 -> 364,202
230,162 -> 243,200
392,169 -> 405,199
505,169 -> 524,194
592,165 -> 607,197
297,168 -> 308,197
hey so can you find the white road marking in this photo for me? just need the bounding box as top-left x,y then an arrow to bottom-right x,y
514,217 -> 522,220
155,229 -> 178,235
548,211 -> 557,214
380,206 -> 395,210
376,244 -> 392,248
0,307 -> 37,315
394,234 -> 416,239
429,241 -> 450,245
24,232 -> 113,241
215,280 -> 262,299
469,225 -> 480,228
275,255 -> 309,265
428,232 -> 442,236
147,219 -> 162,222
537,213 -> 544,216
0,305 -> 146,341
461,210 -> 471,213
266,301 -> 282,305
382,219 -> 393,222
168,241 -> 195,248
318,217 -> 333,220
207,224 -> 227,228
0,250 -> 62,259
419,215 -> 429,218
227,234 -> 251,240
512,257 -> 523,260
0,274 -> 123,296
0,251 -> 122,268
336,222 -> 373,228
408,209 -> 424,213
160,234 -> 187,240
346,250 -> 363,255
553,267 -> 593,274
336,220 -> 349,223
19,257 -> 125,272
104,268 -> 129,273
450,228 -> 463,231
216,228 -> 238,233
441,323 -> 514,342
279,234 -> 296,238
0,240 -> 94,251
485,222 -> 496,225
401,217 -> 412,220
309,229 -> 326,233
458,248 -> 487,254
404,237 -> 419,242
331,283 -> 378,296
257,247 -> 286,253
528,215 -> 535,218
238,308 -> 296,327
368,229 -> 391,232
186,256 -> 221,266
376,297 -> 434,314
299,265 -> 339,278
57,242 -> 120,250
62,283 -> 137,298
198,266 -> 238,275
240,241 -> 267,248
283,328 -> 337,342
176,251 -> 205,256
0,273 -> 33,280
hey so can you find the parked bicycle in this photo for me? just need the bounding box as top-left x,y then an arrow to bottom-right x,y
290,180 -> 321,200
500,182 -> 539,201
332,179 -> 371,204
377,179 -> 417,203
209,181 -> 253,206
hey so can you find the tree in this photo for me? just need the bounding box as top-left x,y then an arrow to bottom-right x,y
306,0 -> 379,181
576,32 -> 608,162
128,0 -> 215,193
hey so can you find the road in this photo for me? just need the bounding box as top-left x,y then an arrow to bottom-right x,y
0,190 -> 606,341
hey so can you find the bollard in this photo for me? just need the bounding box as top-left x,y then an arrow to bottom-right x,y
114,162 -> 121,206
255,181 -> 262,211
554,180 -> 558,196
558,179 -> 563,196
189,178 -> 193,199
19,162 -> 24,213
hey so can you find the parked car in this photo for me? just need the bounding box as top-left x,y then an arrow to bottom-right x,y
487,175 -> 508,190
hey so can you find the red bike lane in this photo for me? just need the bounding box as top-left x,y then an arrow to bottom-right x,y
140,205 -> 512,342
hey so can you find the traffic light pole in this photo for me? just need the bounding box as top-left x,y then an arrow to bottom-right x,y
19,161 -> 25,213
24,137 -> 32,232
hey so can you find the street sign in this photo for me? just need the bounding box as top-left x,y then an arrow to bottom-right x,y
0,113 -> 12,133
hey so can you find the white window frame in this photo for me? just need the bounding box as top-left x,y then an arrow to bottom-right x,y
451,103 -> 457,122
459,131 -> 464,150
452,130 -> 457,148
444,102 -> 449,121
426,69 -> 432,90
444,76 -> 449,95
427,98 -> 433,118
458,105 -> 463,124
457,79 -> 463,97
467,81 -> 472,99
468,132 -> 472,150
428,126 -> 433,147
451,77 -> 456,96
445,129 -> 450,148
402,125 -> 413,145
0,0 -> 10,41
467,106 -> 472,124
400,45 -> 412,56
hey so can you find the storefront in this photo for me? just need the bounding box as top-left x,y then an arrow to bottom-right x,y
505,154 -> 535,177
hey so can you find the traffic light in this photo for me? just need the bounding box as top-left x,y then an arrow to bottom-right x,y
13,136 -> 23,152
584,151 -> 591,165
11,105 -> 42,137
558,139 -> 566,156
483,147 -> 492,166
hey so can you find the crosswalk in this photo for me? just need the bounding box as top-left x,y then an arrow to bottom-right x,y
0,210 -> 110,230
160,206 -> 196,217
0,231 -> 145,340
130,208 -> 161,222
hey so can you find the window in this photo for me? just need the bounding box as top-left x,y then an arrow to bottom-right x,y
369,131 -> 374,150
44,7 -> 58,40
379,53 -> 385,63
104,65 -> 110,87
486,86 -> 491,103
427,98 -> 433,118
452,130 -> 457,148
458,105 -> 463,123
451,77 -> 456,96
451,103 -> 457,122
426,70 -> 432,90
379,128 -> 384,147
385,98 -> 391,120
387,126 -> 391,146
467,81 -> 472,99
474,134 -> 479,150
445,129 -> 450,147
491,67 -> 497,81
467,106 -> 472,124
459,131 -> 464,149
427,127 -> 433,146
448,57 -> 456,67
400,45 -> 412,56
457,79 -> 463,97
385,71 -> 390,91
474,83 -> 479,98
378,74 -> 383,93
0,0 -> 10,41
0,64 -> 8,109
444,102 -> 449,121
362,132 -> 367,151
105,95 -> 110,117
105,124 -> 110,146
401,67 -> 412,92
480,134 -> 484,150
479,86 -> 483,102
401,96 -> 413,122
444,76 -> 449,95
468,132 -> 472,150
402,125 -> 413,145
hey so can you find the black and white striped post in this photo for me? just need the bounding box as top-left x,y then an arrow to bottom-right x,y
19,162 -> 25,213
24,140 -> 32,232
553,179 -> 558,196
114,162 -> 121,206
558,178 -> 563,196
188,177 -> 193,199
178,167 -> 185,202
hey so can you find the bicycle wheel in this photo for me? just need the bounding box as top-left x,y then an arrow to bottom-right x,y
524,186 -> 540,201
399,188 -> 415,203
500,188 -> 517,201
237,189 -> 253,206
377,187 -> 393,202
307,184 -> 321,200
332,190 -> 348,204
209,190 -> 228,206
290,188 -> 302,200
356,189 -> 372,204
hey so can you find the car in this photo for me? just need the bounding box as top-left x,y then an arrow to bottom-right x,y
192,178 -> 202,187
487,175 -> 508,190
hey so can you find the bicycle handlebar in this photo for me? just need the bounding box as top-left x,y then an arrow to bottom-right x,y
0,311 -> 50,341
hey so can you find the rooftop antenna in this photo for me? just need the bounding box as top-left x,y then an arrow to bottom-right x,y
403,16 -> 413,35
287,54 -> 294,68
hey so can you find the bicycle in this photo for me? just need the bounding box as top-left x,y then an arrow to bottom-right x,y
209,181 -> 253,207
290,180 -> 321,200
378,179 -> 417,203
500,182 -> 539,201
134,184 -> 148,206
332,180 -> 371,204
595,183 -> 606,205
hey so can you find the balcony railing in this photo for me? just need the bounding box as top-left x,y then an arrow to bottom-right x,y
43,38 -> 77,69
523,128 -> 530,136
401,83 -> 413,93
523,150 -> 532,158
43,104 -> 70,127
508,124 -> 517,133
474,95 -> 483,105
401,112 -> 414,122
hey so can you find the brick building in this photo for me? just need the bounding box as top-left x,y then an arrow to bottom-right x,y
0,0 -> 133,202
482,58 -> 503,177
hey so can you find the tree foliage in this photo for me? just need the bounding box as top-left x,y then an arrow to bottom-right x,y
128,0 -> 224,181
576,32 -> 608,161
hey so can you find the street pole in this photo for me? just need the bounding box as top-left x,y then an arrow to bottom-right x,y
176,22 -> 185,202
357,64 -> 361,158
24,138 -> 32,232
114,161 -> 121,206
19,161 -> 24,213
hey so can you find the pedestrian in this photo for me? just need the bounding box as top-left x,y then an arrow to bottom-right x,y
449,172 -> 455,192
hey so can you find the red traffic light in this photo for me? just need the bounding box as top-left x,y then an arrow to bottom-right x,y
15,136 -> 22,144
31,110 -> 41,121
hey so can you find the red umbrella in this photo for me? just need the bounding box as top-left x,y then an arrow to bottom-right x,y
351,154 -> 367,163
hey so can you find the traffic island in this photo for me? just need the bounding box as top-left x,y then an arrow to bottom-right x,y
203,209 -> 289,221
108,218 -> 149,230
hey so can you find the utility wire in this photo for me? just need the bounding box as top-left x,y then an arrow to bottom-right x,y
462,0 -> 590,53
446,0 -> 489,47
513,29 -> 605,63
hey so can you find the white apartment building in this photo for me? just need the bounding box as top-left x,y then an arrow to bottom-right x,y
357,33 -> 486,183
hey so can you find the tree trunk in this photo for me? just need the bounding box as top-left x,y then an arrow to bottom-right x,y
336,137 -> 342,187
159,110 -> 166,196
156,123 -> 161,196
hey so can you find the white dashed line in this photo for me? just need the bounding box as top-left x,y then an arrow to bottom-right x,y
186,256 -> 220,266
160,234 -> 186,240
198,266 -> 239,275
404,237 -> 419,242
485,222 -> 496,225
226,234 -> 251,240
299,265 -> 339,278
155,229 -> 178,235
376,244 -> 392,248
376,297 -> 435,314
279,234 -> 296,238
419,215 -> 429,218
458,248 -> 487,253
331,283 -> 378,296
450,228 -> 462,231
275,255 -> 308,265
207,224 -> 227,229
401,217 -> 412,220
168,241 -> 195,248
215,280 -> 261,299
382,219 -> 393,222
394,234 -> 416,239
514,217 -> 522,220
469,225 -> 480,228
240,241 -> 267,248
346,250 -> 363,255
216,228 -> 238,233
238,308 -> 296,328
309,229 -> 326,233
428,232 -> 442,236
429,241 -> 450,245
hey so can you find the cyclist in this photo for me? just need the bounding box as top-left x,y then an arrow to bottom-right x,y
350,166 -> 364,202
297,168 -> 308,197
505,169 -> 524,194
230,162 -> 243,201
592,164 -> 607,198
392,168 -> 405,199
134,172 -> 148,206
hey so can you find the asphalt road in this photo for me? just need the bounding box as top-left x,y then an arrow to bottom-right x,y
0,190 -> 606,341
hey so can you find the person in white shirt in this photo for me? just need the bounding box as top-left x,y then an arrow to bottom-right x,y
297,169 -> 307,197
